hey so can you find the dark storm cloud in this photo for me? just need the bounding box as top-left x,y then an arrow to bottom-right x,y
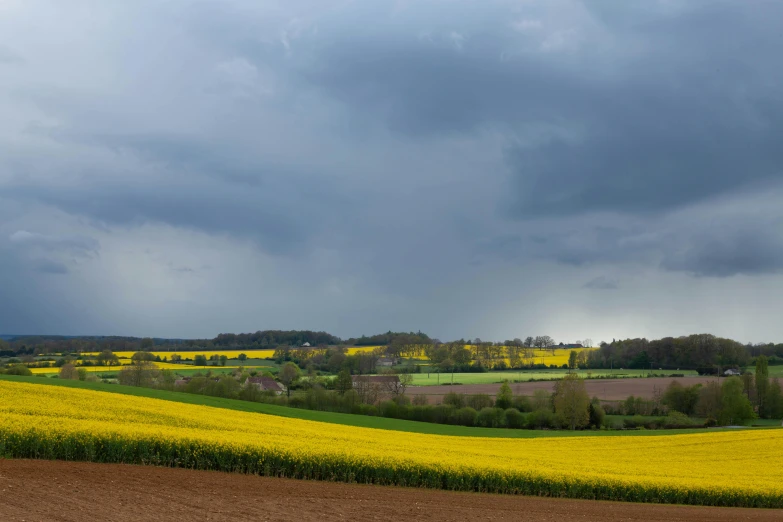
660,224 -> 783,278
3,0 -> 783,340
303,1 -> 783,216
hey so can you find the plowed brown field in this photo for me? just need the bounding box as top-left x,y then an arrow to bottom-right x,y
413,376 -> 719,403
1,460 -> 781,521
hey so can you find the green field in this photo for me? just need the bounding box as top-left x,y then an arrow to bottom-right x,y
410,368 -> 699,386
0,374 -> 745,438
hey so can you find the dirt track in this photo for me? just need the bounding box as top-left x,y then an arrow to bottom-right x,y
413,377 -> 719,403
1,460 -> 781,521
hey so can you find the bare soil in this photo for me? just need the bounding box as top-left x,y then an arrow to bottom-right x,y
1,460 -> 780,521
413,376 -> 719,403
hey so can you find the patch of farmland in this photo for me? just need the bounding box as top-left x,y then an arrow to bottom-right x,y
411,376 -> 721,403
2,379 -> 783,507
2,460 -> 782,522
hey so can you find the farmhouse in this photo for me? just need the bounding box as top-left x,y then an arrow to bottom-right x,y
174,377 -> 191,387
246,376 -> 284,394
376,357 -> 395,368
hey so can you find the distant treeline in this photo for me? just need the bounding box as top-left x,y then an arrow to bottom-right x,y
4,331 -> 783,373
588,334 -> 783,373
0,330 -> 431,356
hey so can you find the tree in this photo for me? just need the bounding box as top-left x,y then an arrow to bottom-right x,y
755,356 -> 770,417
219,355 -> 228,367
4,364 -> 32,376
96,349 -> 119,366
140,337 -> 154,351
194,354 -> 207,366
720,376 -> 755,425
662,380 -> 701,416
766,379 -> 783,419
696,381 -> 722,421
568,351 -> 577,370
237,353 -> 248,362
523,336 -> 534,348
532,389 -> 552,412
582,338 -> 593,348
131,351 -> 155,362
335,369 -> 353,394
553,374 -> 590,430
59,363 -> 80,380
588,398 -> 605,428
279,362 -> 300,397
495,381 -> 513,409
398,373 -> 413,395
118,360 -> 159,387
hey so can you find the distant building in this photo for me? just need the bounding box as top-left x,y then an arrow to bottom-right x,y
377,357 -> 395,368
302,342 -> 311,347
724,369 -> 742,376
246,376 -> 285,394
174,377 -> 191,387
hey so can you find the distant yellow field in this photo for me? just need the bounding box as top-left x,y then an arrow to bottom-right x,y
27,362 -> 271,374
466,347 -> 596,367
79,346 -> 379,362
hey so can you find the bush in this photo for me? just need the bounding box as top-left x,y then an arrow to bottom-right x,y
663,411 -> 694,429
588,402 -> 606,428
504,408 -> 526,429
59,364 -> 80,380
527,409 -> 555,429
4,364 -> 33,376
379,400 -> 400,419
466,394 -> 493,411
476,407 -> 506,428
623,415 -> 664,430
412,394 -> 429,406
442,392 -> 466,409
512,395 -> 532,412
432,405 -> 457,424
455,407 -> 477,426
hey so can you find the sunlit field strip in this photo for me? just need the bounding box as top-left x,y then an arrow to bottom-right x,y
1,380 -> 781,507
27,363 -> 268,374
79,346 -> 381,361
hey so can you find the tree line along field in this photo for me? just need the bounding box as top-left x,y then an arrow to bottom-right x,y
0,375 -> 728,438
1,377 -> 782,508
409,368 -> 698,386
79,346 -> 383,360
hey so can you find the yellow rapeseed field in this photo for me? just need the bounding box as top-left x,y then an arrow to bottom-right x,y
27,363 -> 257,375
80,346 -> 379,362
0,380 -> 781,507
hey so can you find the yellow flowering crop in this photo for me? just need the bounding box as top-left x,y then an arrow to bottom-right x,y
0,380 -> 781,507
27,363 -> 258,375
80,346 -> 379,362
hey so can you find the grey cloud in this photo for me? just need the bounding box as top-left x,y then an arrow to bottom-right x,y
7,180 -> 311,255
0,45 -> 23,64
298,1 -> 783,216
583,276 -> 618,290
32,258 -> 69,275
660,227 -> 783,278
9,230 -> 99,256
2,1 -> 783,341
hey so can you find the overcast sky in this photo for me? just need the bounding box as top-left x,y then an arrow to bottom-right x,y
2,0 -> 782,344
